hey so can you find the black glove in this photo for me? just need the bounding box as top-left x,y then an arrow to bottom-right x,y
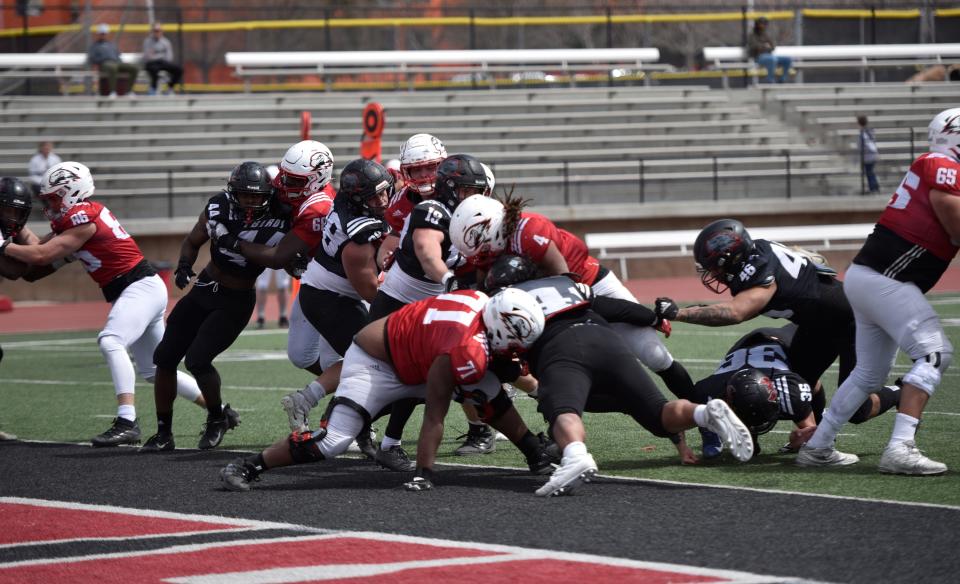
174,259 -> 195,290
654,297 -> 679,321
216,232 -> 242,254
285,252 -> 310,279
440,271 -> 458,293
403,468 -> 435,492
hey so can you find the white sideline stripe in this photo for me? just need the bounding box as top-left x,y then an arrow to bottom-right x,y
0,329 -> 286,348
0,527 -> 265,551
4,378 -> 287,392
0,501 -> 800,584
0,497 -> 315,532
434,460 -> 960,512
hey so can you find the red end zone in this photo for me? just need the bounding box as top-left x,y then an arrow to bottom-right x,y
0,498 -> 777,584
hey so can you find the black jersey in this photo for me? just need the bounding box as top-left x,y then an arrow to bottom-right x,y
206,192 -> 289,279
693,326 -> 814,425
394,199 -> 461,282
313,196 -> 387,278
728,239 -> 841,325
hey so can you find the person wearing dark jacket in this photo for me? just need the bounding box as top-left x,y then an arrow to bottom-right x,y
747,16 -> 791,84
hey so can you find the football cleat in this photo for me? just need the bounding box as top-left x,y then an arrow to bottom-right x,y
795,445 -> 859,467
91,417 -> 141,448
278,316 -> 290,328
280,390 -> 312,432
0,430 -> 17,441
352,427 -> 378,460
702,399 -> 754,462
699,428 -> 723,459
139,432 -> 175,453
454,424 -> 496,456
220,458 -> 260,492
197,404 -> 241,450
535,452 -> 597,497
878,440 -> 946,475
526,433 -> 561,475
375,445 -> 416,472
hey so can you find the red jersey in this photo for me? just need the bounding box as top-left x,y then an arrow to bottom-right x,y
386,290 -> 490,386
385,185 -> 419,233
509,212 -> 600,284
289,184 -> 335,254
50,201 -> 144,288
877,152 -> 960,261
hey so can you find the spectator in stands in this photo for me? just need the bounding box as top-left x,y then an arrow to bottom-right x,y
88,23 -> 139,99
27,142 -> 61,196
747,16 -> 791,84
142,22 -> 182,96
857,115 -> 880,194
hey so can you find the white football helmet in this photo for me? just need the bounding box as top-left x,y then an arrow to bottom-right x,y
481,163 -> 495,196
929,108 -> 960,162
483,287 -> 545,354
39,161 -> 95,220
399,133 -> 446,196
275,140 -> 334,204
450,194 -> 508,264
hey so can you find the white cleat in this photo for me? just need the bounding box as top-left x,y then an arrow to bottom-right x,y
878,441 -> 946,476
280,390 -> 312,432
535,452 -> 597,497
703,399 -> 754,462
795,445 -> 859,467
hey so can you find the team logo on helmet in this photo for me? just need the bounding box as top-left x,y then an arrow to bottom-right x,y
760,376 -> 777,403
47,167 -> 80,191
500,311 -> 536,343
463,218 -> 493,250
310,151 -> 332,170
942,114 -> 960,135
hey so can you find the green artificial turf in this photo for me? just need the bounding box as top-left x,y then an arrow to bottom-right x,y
2,297 -> 959,506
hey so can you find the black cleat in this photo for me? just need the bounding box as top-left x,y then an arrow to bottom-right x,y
527,433 -> 561,475
375,445 -> 416,472
198,404 -> 241,450
220,457 -> 261,492
139,432 -> 175,453
278,316 -> 290,328
454,424 -> 495,455
354,427 -> 378,460
91,417 -> 141,448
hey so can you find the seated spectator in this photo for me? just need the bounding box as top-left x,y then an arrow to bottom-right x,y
88,23 -> 139,98
27,141 -> 61,196
747,16 -> 791,84
142,23 -> 183,95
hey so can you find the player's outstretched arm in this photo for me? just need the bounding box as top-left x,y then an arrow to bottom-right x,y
2,223 -> 94,266
414,354 -> 455,478
675,283 -> 776,326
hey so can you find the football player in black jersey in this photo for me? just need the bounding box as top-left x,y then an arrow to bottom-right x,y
656,219 -> 856,403
0,176 -> 59,281
693,325 -> 900,458
143,162 -> 290,452
279,159 -> 398,466
484,255 -> 756,496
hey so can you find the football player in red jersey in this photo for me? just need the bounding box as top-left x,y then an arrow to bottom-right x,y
796,108 -> 960,475
1,162 -> 205,447
218,288 -> 548,492
450,193 -> 696,407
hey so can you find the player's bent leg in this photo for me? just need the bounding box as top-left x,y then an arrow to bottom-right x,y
536,413 -> 596,497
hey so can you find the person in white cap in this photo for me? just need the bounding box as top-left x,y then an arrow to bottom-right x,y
87,23 -> 139,98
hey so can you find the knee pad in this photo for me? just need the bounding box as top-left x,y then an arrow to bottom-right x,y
97,333 -> 126,356
288,430 -> 325,464
477,389 -> 513,424
153,341 -> 181,372
848,395 -> 874,424
317,397 -> 371,458
903,353 -> 947,396
611,323 -> 673,371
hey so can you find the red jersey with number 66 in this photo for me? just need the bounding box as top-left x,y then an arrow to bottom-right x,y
386,290 -> 490,386
289,184 -> 336,254
509,212 -> 600,284
854,152 -> 960,292
50,201 -> 144,287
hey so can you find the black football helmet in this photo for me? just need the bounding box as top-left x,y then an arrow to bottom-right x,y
693,218 -> 755,294
0,177 -> 32,239
725,368 -> 780,435
433,154 -> 488,211
483,254 -> 539,292
227,161 -> 273,223
338,158 -> 393,218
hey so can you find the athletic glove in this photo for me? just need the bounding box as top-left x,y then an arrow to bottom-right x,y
654,297 -> 679,321
207,221 -> 243,253
403,468 -> 435,492
174,258 -> 195,289
440,271 -> 458,293
285,252 -> 310,279
573,282 -> 594,301
655,318 -> 672,338
0,236 -> 11,256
